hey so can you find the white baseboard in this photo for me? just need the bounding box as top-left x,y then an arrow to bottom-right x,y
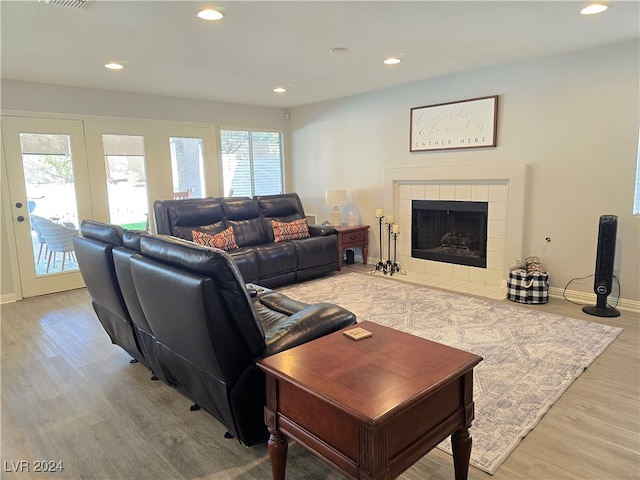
549,287 -> 640,314
364,258 -> 640,314
1,293 -> 17,304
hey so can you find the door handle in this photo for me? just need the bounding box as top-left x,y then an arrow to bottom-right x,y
17,215 -> 25,222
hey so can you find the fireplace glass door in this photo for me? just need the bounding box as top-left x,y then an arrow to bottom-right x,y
412,200 -> 488,268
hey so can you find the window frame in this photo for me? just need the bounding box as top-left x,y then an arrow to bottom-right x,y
219,127 -> 285,197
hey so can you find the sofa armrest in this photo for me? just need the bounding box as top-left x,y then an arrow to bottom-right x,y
258,291 -> 309,315
308,224 -> 337,236
262,303 -> 356,357
246,283 -> 271,299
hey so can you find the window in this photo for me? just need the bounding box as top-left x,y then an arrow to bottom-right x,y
102,134 -> 148,230
170,137 -> 205,199
220,129 -> 283,197
19,133 -> 80,275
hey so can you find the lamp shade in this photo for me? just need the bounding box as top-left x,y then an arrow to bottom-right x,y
325,189 -> 347,207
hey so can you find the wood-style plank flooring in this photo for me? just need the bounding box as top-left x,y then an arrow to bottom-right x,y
2,264 -> 638,480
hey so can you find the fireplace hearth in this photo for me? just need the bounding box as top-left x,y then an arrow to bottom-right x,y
412,200 -> 488,268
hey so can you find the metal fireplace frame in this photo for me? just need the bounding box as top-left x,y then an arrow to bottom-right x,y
411,200 -> 488,268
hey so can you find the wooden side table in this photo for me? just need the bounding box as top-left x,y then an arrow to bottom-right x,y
334,225 -> 369,270
259,321 -> 483,480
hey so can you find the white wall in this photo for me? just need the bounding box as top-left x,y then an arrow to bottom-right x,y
1,80 -> 288,129
288,40 -> 640,303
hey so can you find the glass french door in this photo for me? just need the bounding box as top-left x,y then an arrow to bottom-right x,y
2,116 -> 218,298
1,116 -> 92,297
170,137 -> 205,199
102,134 -> 149,231
83,121 -> 217,233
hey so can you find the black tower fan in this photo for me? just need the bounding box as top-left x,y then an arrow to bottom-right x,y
582,215 -> 620,317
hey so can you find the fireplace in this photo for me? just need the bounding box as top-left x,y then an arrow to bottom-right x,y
385,164 -> 527,289
412,200 -> 488,268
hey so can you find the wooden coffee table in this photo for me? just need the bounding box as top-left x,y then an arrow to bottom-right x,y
258,321 -> 482,480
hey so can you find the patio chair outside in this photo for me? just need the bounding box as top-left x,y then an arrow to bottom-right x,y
173,190 -> 190,200
30,215 -> 79,273
31,218 -> 48,263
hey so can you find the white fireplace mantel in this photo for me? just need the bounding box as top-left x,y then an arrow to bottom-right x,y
384,164 -> 529,288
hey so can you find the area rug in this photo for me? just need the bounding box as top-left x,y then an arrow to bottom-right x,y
279,273 -> 622,475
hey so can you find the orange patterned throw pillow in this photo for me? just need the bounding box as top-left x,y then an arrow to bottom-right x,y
192,227 -> 238,251
271,218 -> 310,242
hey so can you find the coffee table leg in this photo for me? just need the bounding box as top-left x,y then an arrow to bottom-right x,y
268,427 -> 288,480
451,427 -> 472,480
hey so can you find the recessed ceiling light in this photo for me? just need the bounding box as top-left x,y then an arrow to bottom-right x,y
273,87 -> 287,93
328,47 -> 349,54
383,57 -> 402,65
580,3 -> 608,15
105,62 -> 124,70
197,8 -> 224,21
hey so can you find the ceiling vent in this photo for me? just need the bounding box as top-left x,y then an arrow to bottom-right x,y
39,0 -> 91,9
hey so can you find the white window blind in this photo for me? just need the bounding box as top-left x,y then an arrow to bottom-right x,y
220,129 -> 283,197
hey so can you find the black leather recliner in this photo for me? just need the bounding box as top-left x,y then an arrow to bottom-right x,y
128,234 -> 356,446
111,230 -> 170,384
73,221 -> 147,366
74,220 -> 356,446
152,193 -> 339,287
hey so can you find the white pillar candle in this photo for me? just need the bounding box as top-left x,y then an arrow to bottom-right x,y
392,224 -> 400,234
386,215 -> 394,224
375,209 -> 383,218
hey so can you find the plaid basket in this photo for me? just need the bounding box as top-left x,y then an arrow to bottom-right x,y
507,270 -> 549,304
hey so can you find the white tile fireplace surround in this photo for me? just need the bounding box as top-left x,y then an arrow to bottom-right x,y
381,164 -> 528,299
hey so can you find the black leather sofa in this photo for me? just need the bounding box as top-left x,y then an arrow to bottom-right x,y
72,221 -> 147,367
153,193 -> 338,288
73,221 -> 356,446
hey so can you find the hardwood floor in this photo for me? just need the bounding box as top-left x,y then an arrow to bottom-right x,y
2,265 -> 638,480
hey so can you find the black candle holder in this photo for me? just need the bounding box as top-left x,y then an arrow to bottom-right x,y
372,213 -> 405,276
385,222 -> 393,272
388,232 -> 405,276
372,216 -> 386,274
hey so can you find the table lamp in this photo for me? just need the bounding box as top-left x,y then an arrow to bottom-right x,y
325,189 -> 347,226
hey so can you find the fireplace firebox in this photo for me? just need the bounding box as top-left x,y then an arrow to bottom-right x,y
412,200 -> 488,268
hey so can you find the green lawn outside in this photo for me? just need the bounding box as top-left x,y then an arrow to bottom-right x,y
120,221 -> 147,231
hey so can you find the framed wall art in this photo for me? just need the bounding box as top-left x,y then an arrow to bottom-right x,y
410,95 -> 498,152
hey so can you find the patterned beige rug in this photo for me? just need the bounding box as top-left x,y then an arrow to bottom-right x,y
279,273 -> 622,475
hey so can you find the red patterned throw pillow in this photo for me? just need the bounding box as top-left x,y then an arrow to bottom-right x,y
192,227 -> 238,251
271,218 -> 310,242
